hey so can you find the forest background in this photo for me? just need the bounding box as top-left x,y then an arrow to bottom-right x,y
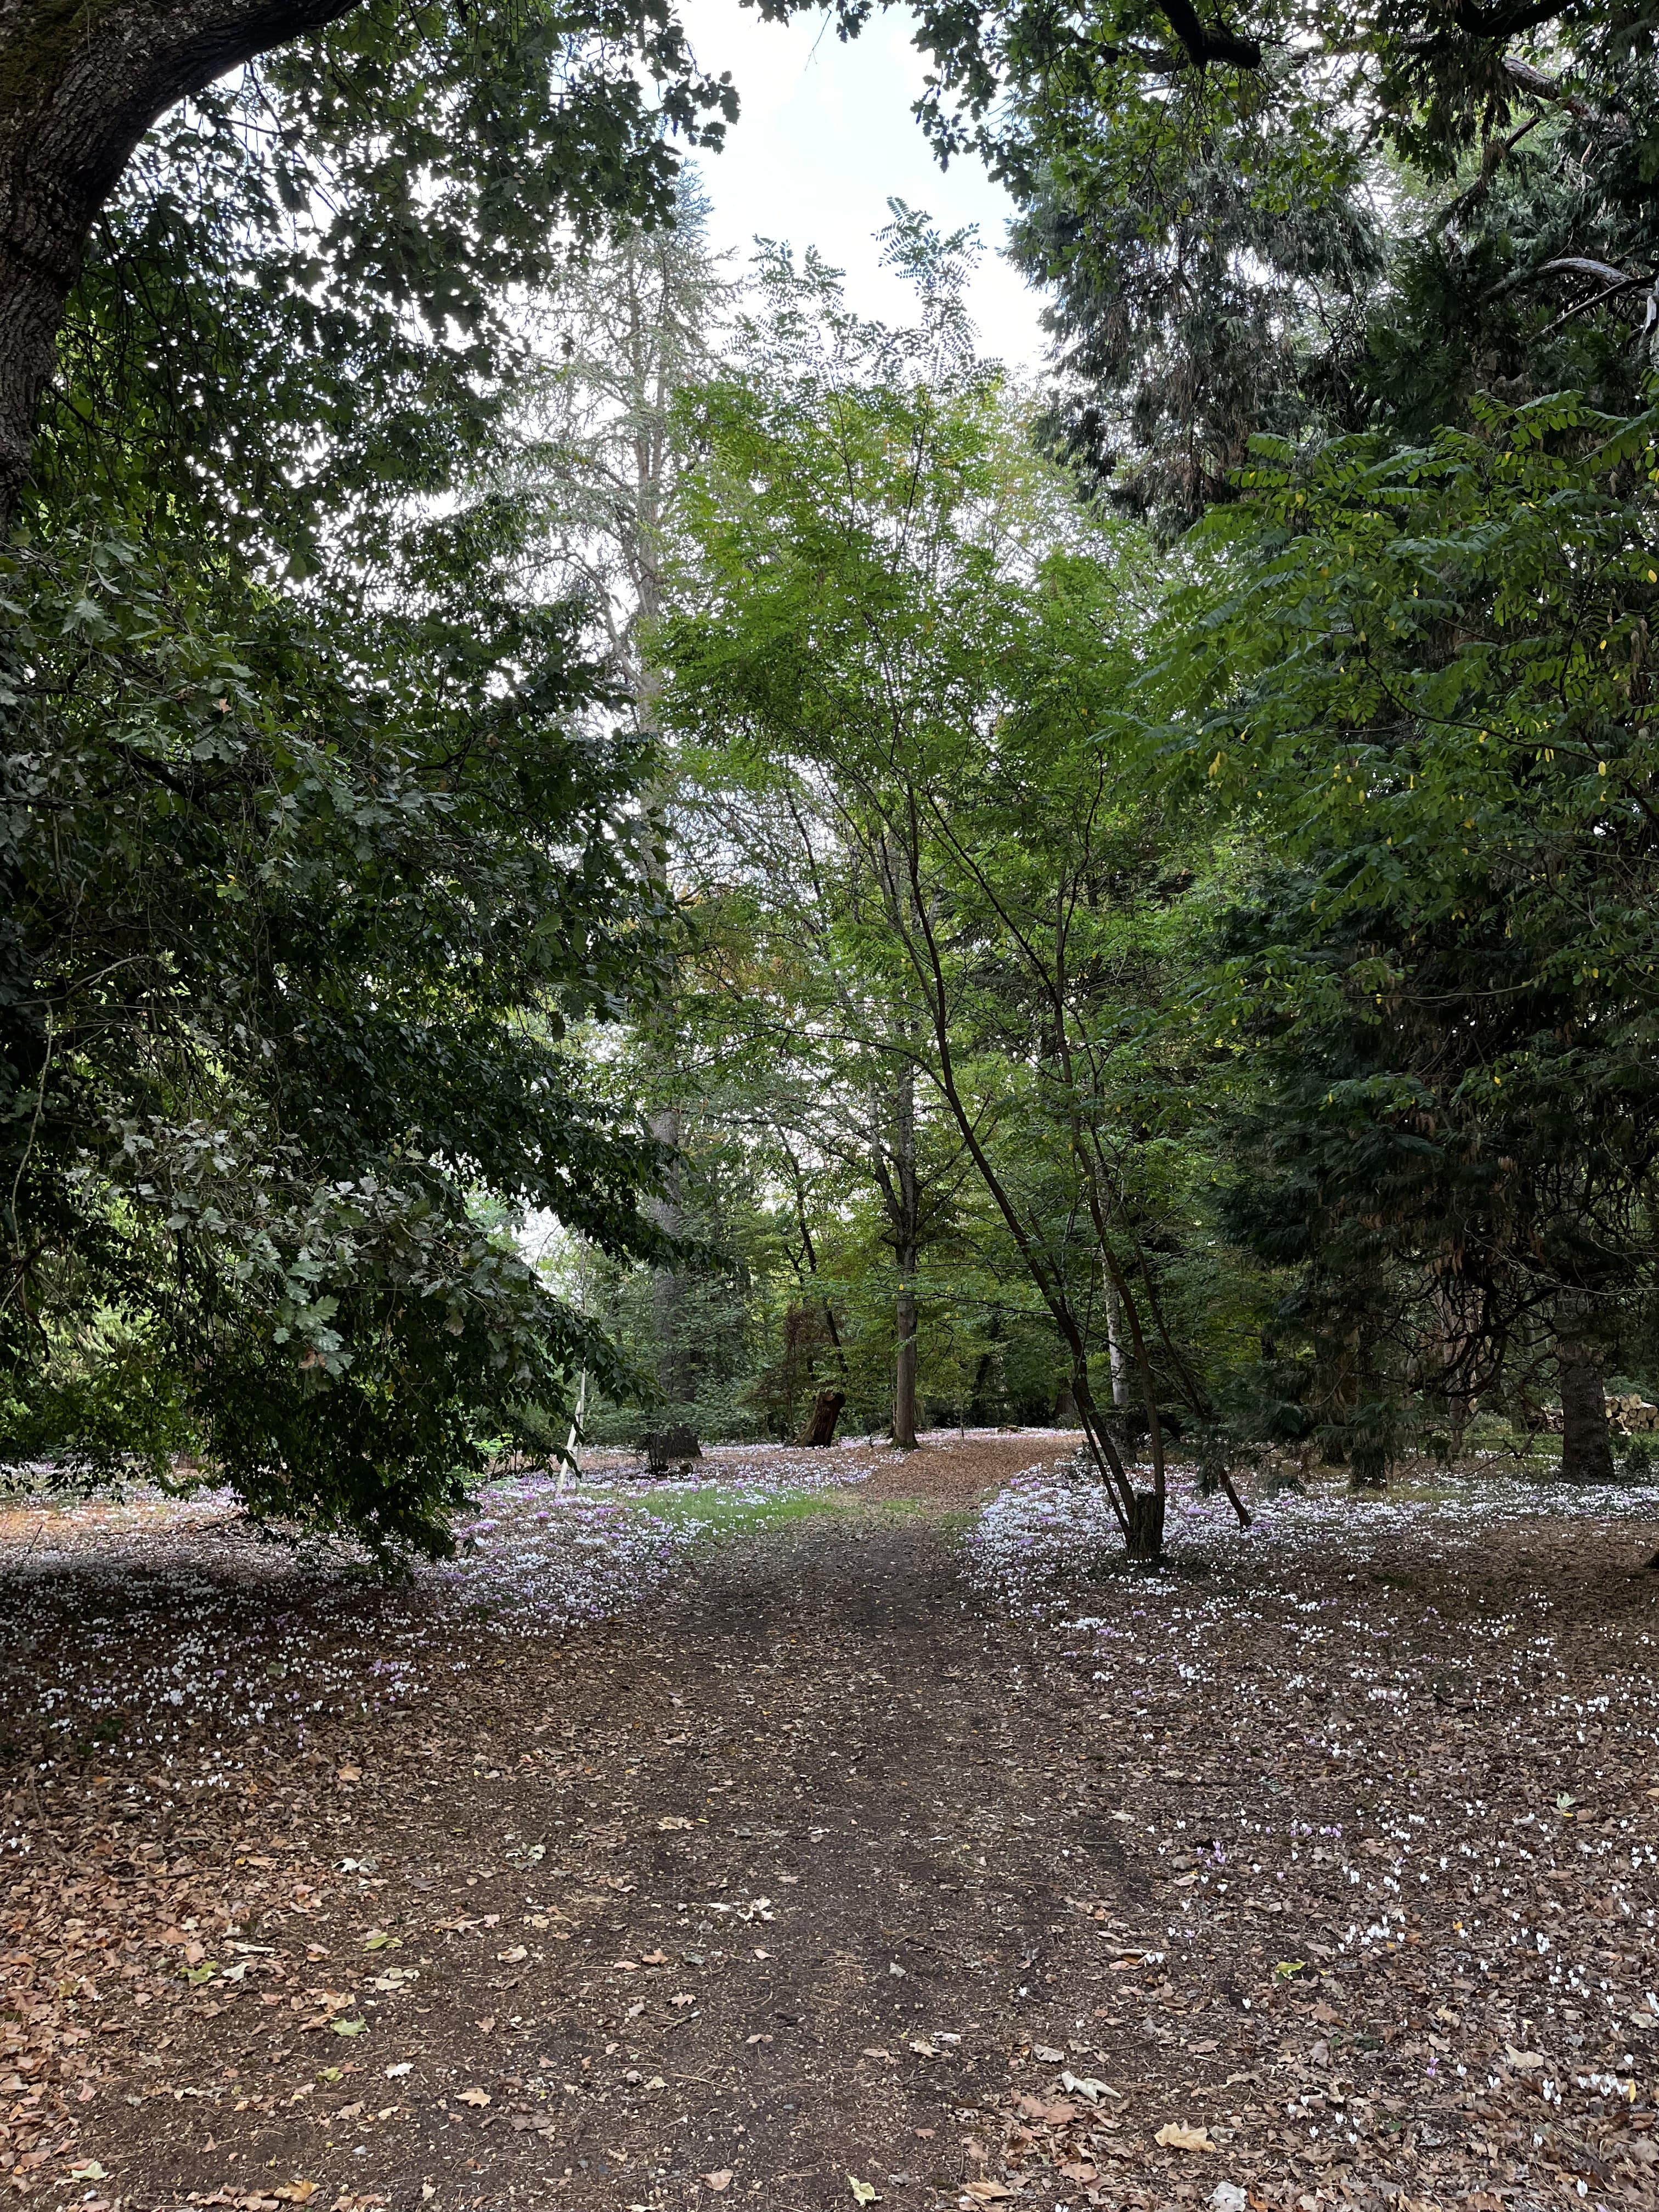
2,0 -> 1658,1564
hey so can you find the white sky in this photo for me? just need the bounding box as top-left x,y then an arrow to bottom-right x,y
680,0 -> 1049,373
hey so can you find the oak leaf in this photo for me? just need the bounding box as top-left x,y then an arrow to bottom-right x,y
1155,2121 -> 1216,2152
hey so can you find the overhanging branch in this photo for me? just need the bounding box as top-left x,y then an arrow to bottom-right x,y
1155,0 -> 1262,70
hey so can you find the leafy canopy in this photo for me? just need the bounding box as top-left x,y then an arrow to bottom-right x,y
0,3 -> 712,1552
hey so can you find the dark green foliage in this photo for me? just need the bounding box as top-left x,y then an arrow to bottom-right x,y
0,8 -> 709,1553
755,0 -> 1659,521
0,506 -> 668,1553
47,6 -> 735,577
1184,397 -> 1659,1457
1012,110 -> 1379,529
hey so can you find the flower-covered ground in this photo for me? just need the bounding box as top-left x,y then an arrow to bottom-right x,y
1,1435 -> 1656,2212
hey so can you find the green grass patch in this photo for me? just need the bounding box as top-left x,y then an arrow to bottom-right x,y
582,1482 -> 854,1539
578,1481 -> 965,1544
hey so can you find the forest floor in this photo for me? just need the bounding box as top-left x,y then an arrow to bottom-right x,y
1,1433 -> 1658,2212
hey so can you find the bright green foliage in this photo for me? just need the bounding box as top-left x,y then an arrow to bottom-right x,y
659,229 -> 1263,1542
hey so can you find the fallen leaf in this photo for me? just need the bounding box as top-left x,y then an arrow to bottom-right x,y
641,1949 -> 670,1965
670,1992 -> 697,2007
384,2063 -> 413,2079
961,2185 -> 1014,2204
336,1767 -> 362,1784
909,2038 -> 936,2057
456,2087 -> 492,2107
659,1816 -> 695,1830
1032,2044 -> 1064,2063
1155,2121 -> 1217,2153
1504,2046 -> 1544,2069
848,2178 -> 879,2205
275,2186 -> 320,2205
498,1945 -> 529,1963
67,2164 -> 108,2182
331,2018 -> 368,2037
363,1933 -> 400,1952
701,2171 -> 733,2192
1019,2096 -> 1080,2124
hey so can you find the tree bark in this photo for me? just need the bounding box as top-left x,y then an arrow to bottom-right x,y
1558,1339 -> 1615,1482
886,1054 -> 920,1449
893,1260 -> 918,1448
647,1101 -> 689,1404
1125,1486 -> 1165,1562
0,1 -> 363,517
799,1387 -> 844,1448
1102,1273 -> 1131,1412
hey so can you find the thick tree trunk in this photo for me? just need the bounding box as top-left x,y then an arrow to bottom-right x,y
0,0 -> 362,516
1125,1487 -> 1164,1563
799,1387 -> 844,1448
1559,1340 -> 1615,1482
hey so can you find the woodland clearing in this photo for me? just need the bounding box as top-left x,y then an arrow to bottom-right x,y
0,1435 -> 1656,2212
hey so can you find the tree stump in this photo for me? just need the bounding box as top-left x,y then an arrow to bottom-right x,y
799,1389 -> 845,1448
638,1426 -> 702,1476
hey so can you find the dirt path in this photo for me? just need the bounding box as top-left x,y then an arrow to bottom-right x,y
3,1441 -> 1658,2212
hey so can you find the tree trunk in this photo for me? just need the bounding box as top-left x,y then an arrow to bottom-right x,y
1102,1273 -> 1131,1410
1125,1487 -> 1164,1564
1346,1445 -> 1389,1496
799,1387 -> 844,1448
0,1 -> 363,518
889,1054 -> 919,1450
893,1260 -> 918,1448
1559,1340 -> 1615,1482
647,1101 -> 688,1404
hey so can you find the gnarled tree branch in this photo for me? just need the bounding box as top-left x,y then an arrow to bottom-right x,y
1155,0 -> 1262,70
0,1 -> 364,517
